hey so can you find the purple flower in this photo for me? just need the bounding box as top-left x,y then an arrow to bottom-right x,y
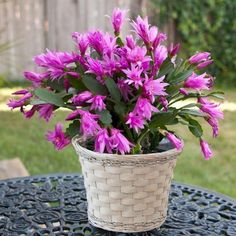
86,57 -> 105,82
168,43 -> 180,57
8,91 -> 32,109
66,109 -> 81,121
127,46 -> 151,70
198,98 -> 224,120
126,35 -> 136,49
143,76 -> 168,102
71,91 -> 93,105
189,52 -> 211,64
200,139 -> 213,160
87,95 -> 106,111
24,71 -> 47,87
153,32 -> 167,49
38,104 -> 54,122
179,88 -> 189,96
72,32 -> 89,55
152,45 -> 168,76
126,112 -> 145,133
103,33 -> 117,57
158,96 -> 168,111
111,8 -> 126,35
102,55 -> 118,77
79,110 -> 101,139
87,31 -> 104,54
207,117 -> 219,138
166,132 -> 184,151
34,49 -> 78,79
184,72 -> 211,91
95,128 -> 112,153
123,64 -> 144,89
23,106 -> 37,119
197,60 -> 213,69
46,123 -> 70,150
132,16 -> 158,44
117,79 -> 133,101
133,97 -> 158,120
110,128 -> 133,154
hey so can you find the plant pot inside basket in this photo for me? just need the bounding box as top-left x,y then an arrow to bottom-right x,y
72,135 -> 182,233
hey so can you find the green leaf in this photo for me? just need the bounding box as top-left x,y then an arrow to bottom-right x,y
68,77 -> 87,92
34,89 -> 65,107
66,120 -> 80,138
95,110 -> 112,126
178,103 -> 198,109
205,91 -> 224,100
114,102 -> 127,115
158,61 -> 174,77
188,118 -> 203,137
30,99 -> 48,105
179,109 -> 207,117
105,78 -> 121,101
82,76 -> 107,95
169,69 -> 193,85
46,78 -> 64,91
149,110 -> 178,129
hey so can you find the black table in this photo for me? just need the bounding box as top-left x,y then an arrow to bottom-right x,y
0,174 -> 235,236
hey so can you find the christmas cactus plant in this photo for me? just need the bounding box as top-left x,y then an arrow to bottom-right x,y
8,9 -> 224,159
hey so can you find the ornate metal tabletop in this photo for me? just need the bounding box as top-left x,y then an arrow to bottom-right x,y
0,174 -> 235,236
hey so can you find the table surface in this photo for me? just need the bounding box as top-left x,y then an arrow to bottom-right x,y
0,174 -> 235,236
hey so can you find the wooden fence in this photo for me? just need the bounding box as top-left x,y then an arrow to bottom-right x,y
0,0 -> 131,79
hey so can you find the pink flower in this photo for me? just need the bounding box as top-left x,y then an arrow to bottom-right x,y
71,91 -> 93,105
95,128 -> 112,153
200,139 -> 213,160
23,105 -> 37,119
184,72 -> 211,91
102,55 -> 118,77
46,123 -> 70,150
111,8 -> 126,35
86,57 -> 105,82
117,79 -> 133,101
152,45 -> 168,76
133,97 -> 158,120
79,110 -> 101,139
123,64 -> 144,89
66,109 -> 81,121
166,132 -> 184,151
179,88 -> 189,96
126,112 -> 145,132
110,128 -> 133,154
153,32 -> 167,49
7,91 -> 32,109
34,49 -> 78,79
143,76 -> 168,102
38,104 -> 54,122
197,60 -> 213,69
127,46 -> 151,70
132,16 -> 158,44
87,31 -> 104,54
126,35 -> 136,49
103,33 -> 117,57
87,95 -> 106,111
207,117 -> 219,138
189,52 -> 211,64
158,96 -> 168,111
72,32 -> 89,55
24,71 -> 47,87
168,43 -> 180,57
198,98 -> 224,120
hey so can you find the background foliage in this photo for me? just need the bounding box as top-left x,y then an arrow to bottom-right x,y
150,0 -> 236,86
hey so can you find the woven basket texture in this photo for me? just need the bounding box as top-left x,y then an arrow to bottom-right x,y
72,136 -> 181,233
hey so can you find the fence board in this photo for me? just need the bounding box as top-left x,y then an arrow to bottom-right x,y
0,0 -> 132,80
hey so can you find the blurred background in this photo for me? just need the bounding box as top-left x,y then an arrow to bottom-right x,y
0,0 -> 235,197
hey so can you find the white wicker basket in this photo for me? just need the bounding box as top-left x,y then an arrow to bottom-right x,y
72,136 -> 181,233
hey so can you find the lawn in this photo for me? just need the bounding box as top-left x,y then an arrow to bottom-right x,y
0,87 -> 235,198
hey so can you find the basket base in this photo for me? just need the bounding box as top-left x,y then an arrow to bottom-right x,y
88,213 -> 166,233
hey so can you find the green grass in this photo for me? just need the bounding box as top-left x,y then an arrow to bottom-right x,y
0,88 -> 235,198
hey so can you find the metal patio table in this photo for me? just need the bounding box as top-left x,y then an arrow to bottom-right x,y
0,173 -> 235,236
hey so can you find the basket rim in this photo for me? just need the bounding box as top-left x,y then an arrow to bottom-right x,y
72,135 -> 182,162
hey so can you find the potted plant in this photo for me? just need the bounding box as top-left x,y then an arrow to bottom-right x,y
8,8 -> 223,233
